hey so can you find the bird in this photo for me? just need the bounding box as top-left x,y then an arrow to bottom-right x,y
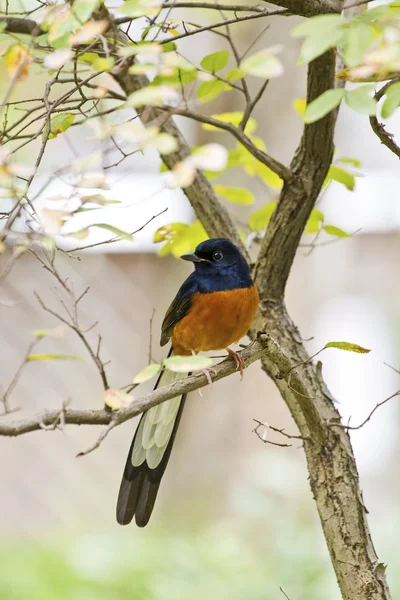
116,237 -> 259,527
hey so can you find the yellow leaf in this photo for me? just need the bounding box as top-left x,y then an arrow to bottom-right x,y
293,97 -> 306,116
4,44 -> 31,81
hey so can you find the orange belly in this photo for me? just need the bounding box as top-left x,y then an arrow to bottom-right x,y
171,285 -> 259,354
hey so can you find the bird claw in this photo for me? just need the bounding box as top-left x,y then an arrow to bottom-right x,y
226,348 -> 245,380
197,367 -> 216,396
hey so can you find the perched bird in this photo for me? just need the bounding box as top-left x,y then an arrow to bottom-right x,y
116,238 -> 259,527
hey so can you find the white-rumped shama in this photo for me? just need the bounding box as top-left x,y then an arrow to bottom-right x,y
116,238 -> 259,527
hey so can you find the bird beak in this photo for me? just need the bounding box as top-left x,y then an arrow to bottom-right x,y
180,253 -> 210,263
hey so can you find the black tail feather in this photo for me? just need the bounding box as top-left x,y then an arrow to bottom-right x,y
116,348 -> 186,527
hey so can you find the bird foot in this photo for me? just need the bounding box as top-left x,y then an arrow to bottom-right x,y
226,348 -> 245,380
197,367 -> 216,396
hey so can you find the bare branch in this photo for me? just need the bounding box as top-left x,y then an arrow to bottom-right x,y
31,252 -> 110,390
65,208 -> 168,253
329,390 -> 400,431
158,7 -> 287,45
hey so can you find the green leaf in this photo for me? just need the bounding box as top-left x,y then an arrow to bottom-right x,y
225,68 -> 245,81
381,81 -> 400,118
324,225 -> 351,238
292,14 -> 344,38
201,111 -> 257,135
46,113 -> 75,140
324,341 -> 371,354
343,22 -> 374,67
327,165 -> 356,191
164,355 -> 213,372
66,228 -> 90,240
305,208 -> 324,234
121,0 -> 161,17
241,49 -> 283,78
162,41 -> 177,53
200,50 -> 229,73
152,68 -> 197,88
92,224 -> 133,241
92,56 -> 114,72
27,354 -> 79,361
133,363 -> 161,384
249,201 -> 276,231
303,88 -> 344,124
338,157 -> 362,167
197,79 -> 225,103
80,194 -> 120,205
344,86 -> 376,115
214,185 -> 255,204
298,27 -> 343,65
73,0 -> 100,23
154,221 -> 207,257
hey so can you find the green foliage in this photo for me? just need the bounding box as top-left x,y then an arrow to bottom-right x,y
323,225 -> 351,238
154,221 -> 208,257
200,50 -> 229,73
133,363 -> 161,384
241,48 -> 283,78
164,355 -> 213,372
73,0 -> 100,24
214,185 -> 255,205
202,112 -> 257,135
304,208 -> 324,234
249,201 -> 277,231
325,166 -> 356,191
225,68 -> 245,81
344,85 -> 376,115
303,89 -> 344,124
381,82 -> 400,118
91,224 -> 133,241
47,113 -> 75,140
197,80 -> 225,103
324,341 -> 371,353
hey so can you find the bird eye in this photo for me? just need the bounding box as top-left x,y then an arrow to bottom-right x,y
213,251 -> 223,261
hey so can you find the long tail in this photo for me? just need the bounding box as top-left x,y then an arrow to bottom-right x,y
116,348 -> 186,527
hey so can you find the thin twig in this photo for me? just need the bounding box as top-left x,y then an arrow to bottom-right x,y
329,390 -> 400,431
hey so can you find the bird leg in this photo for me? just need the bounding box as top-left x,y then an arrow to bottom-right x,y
191,349 -> 215,393
226,347 -> 245,380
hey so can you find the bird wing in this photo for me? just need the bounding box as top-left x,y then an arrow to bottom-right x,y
160,273 -> 198,346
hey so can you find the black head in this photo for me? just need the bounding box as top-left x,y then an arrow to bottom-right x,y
181,238 -> 253,291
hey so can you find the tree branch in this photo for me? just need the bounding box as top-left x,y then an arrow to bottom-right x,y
255,49 -> 338,300
265,0 -> 342,16
164,107 -> 291,181
255,305 -> 391,600
157,7 -> 288,45
113,68 -> 248,256
0,334 -> 279,437
0,17 -> 42,35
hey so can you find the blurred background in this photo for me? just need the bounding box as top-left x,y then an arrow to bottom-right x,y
1,0 -> 400,599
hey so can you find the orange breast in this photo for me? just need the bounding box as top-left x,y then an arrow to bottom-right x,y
171,284 -> 259,354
